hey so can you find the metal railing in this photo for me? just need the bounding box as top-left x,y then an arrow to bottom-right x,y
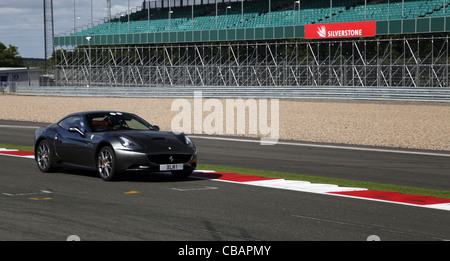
15,85 -> 450,102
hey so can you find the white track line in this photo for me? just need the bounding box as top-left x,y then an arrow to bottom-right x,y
189,135 -> 450,157
0,125 -> 40,129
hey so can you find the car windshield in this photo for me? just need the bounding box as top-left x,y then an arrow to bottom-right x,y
86,112 -> 156,132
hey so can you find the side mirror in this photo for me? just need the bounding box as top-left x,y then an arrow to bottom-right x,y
68,126 -> 86,137
152,125 -> 160,131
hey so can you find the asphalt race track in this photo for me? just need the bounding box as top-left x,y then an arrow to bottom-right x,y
1,120 -> 450,241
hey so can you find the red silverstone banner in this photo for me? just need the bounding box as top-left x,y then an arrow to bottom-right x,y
305,21 -> 376,39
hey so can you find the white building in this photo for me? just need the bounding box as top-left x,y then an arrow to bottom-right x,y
0,67 -> 42,92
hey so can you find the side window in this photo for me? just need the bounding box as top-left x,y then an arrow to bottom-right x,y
57,117 -> 70,130
125,118 -> 150,130
58,116 -> 85,132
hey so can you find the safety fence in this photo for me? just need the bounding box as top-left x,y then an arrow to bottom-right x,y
14,85 -> 450,102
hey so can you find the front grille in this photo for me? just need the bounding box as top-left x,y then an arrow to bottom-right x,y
148,154 -> 192,164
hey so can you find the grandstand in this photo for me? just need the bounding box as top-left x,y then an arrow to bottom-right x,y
68,0 -> 450,36
50,0 -> 450,93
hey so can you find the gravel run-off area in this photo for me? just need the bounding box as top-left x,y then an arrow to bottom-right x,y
0,95 -> 449,151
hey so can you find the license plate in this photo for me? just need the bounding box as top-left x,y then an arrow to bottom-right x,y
160,164 -> 183,171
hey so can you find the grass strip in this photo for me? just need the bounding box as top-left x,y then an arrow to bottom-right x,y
0,143 -> 34,152
197,163 -> 450,200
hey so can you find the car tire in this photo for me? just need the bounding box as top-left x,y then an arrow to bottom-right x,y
97,146 -> 119,181
171,169 -> 193,179
35,139 -> 55,173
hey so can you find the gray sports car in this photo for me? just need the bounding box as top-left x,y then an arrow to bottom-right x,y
34,111 -> 197,181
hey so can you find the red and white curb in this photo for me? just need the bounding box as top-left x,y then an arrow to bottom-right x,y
192,171 -> 450,212
2,149 -> 450,211
0,149 -> 34,159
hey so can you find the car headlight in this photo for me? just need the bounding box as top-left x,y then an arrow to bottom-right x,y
185,136 -> 194,148
119,136 -> 142,150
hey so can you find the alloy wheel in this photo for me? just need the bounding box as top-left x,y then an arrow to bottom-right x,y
98,147 -> 116,181
37,142 -> 50,171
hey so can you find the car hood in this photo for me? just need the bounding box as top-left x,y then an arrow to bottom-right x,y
118,131 -> 192,154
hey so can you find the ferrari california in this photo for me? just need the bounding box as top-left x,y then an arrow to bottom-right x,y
34,111 -> 197,181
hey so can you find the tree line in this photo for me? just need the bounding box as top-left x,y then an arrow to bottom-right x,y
0,42 -> 24,67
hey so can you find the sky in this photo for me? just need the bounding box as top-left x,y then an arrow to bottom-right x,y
0,0 -> 144,59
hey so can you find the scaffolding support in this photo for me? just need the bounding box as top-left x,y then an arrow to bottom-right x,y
55,36 -> 449,88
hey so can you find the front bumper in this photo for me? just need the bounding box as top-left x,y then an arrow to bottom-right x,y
114,149 -> 197,173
